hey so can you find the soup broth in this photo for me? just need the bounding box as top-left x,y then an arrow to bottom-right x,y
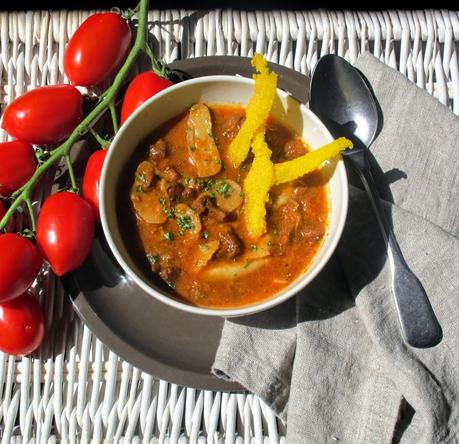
124,104 -> 329,308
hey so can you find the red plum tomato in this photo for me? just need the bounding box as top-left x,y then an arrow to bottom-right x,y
36,192 -> 95,276
120,71 -> 173,124
0,141 -> 37,196
0,234 -> 42,303
83,149 -> 108,220
1,85 -> 83,145
64,12 -> 132,86
0,291 -> 45,356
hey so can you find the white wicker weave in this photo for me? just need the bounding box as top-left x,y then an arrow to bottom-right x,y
0,8 -> 458,442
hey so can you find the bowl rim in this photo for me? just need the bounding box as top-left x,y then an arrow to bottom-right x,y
100,74 -> 348,317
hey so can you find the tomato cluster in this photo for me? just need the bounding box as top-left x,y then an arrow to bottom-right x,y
0,11 -> 172,356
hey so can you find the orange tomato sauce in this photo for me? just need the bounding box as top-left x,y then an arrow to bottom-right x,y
122,104 -> 329,308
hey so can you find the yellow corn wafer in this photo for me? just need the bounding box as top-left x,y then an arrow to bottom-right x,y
227,53 -> 278,168
273,137 -> 353,185
243,128 -> 275,238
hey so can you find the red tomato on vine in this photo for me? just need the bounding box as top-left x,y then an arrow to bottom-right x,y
0,234 -> 42,303
120,71 -> 173,124
0,291 -> 45,356
64,12 -> 132,87
83,149 -> 108,220
0,141 -> 37,196
36,192 -> 95,276
1,85 -> 83,145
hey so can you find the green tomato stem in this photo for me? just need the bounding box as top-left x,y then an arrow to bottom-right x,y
24,197 -> 36,233
0,0 -> 154,232
145,44 -> 165,77
109,101 -> 119,133
89,128 -> 111,148
65,154 -> 78,192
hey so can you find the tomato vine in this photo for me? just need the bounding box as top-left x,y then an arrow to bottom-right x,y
0,0 -> 158,232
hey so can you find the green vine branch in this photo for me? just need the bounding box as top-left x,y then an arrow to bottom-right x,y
65,154 -> 78,192
89,128 -> 111,148
24,197 -> 36,233
0,0 -> 158,232
145,44 -> 170,78
109,101 -> 119,133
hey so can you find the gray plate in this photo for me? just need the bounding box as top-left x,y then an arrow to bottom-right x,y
65,56 -> 310,391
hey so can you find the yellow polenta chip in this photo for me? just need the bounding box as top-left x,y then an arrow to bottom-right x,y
243,128 -> 275,238
273,137 -> 353,185
227,53 -> 278,168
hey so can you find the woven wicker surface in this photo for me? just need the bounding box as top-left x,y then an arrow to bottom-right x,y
0,9 -> 458,442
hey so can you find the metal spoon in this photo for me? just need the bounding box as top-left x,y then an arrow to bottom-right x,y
310,54 -> 442,348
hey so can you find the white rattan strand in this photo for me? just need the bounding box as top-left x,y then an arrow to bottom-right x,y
0,8 -> 458,442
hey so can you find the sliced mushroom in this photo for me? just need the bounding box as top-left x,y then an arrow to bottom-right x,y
174,203 -> 202,237
213,179 -> 243,212
186,103 -> 222,178
130,186 -> 168,224
205,258 -> 269,279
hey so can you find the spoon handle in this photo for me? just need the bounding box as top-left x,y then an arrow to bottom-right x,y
344,148 -> 442,348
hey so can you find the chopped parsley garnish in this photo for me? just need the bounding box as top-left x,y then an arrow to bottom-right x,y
183,177 -> 192,186
243,261 -> 252,269
201,231 -> 209,240
208,130 -> 213,137
188,146 -> 196,151
164,231 -> 174,241
135,185 -> 142,193
204,179 -> 215,192
148,254 -> 159,264
137,173 -> 145,182
236,174 -> 241,184
164,207 -> 176,219
163,210 -> 172,218
202,179 -> 216,197
176,215 -> 194,236
267,240 -> 273,247
158,197 -> 176,219
215,159 -> 223,166
250,244 -> 257,252
217,181 -> 232,198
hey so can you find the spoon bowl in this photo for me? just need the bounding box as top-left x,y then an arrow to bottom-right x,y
310,54 -> 379,147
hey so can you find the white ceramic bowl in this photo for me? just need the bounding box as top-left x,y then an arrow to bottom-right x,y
100,75 -> 348,317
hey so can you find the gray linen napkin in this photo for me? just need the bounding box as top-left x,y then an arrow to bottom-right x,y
212,52 -> 459,443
